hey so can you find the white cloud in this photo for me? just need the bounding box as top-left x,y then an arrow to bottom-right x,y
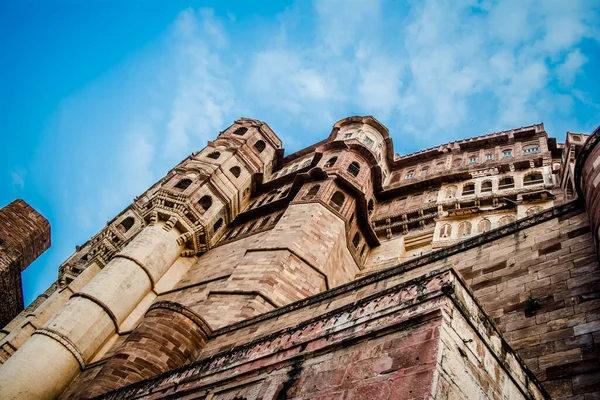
11,169 -> 25,191
556,49 -> 587,86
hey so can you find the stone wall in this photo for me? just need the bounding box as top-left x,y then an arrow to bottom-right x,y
0,200 -> 50,327
576,125 -> 600,260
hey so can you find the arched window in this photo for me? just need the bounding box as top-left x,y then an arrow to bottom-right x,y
330,191 -> 345,211
477,219 -> 491,233
348,162 -> 361,177
175,178 -> 192,190
254,140 -> 266,153
526,206 -> 543,217
352,233 -> 360,248
436,161 -> 446,171
301,159 -> 311,168
233,127 -> 247,136
499,215 -> 515,226
368,199 -> 374,214
446,185 -> 457,198
272,213 -> 283,225
405,171 -> 415,179
439,224 -> 452,238
458,222 -> 472,236
419,166 -> 429,176
259,216 -> 271,228
524,172 -> 543,185
481,181 -> 492,193
118,217 -> 134,233
213,218 -> 223,232
499,176 -> 514,189
207,151 -> 220,160
452,158 -> 462,168
462,183 -> 475,196
229,166 -> 241,178
198,195 -> 212,212
324,157 -> 337,168
304,185 -> 320,199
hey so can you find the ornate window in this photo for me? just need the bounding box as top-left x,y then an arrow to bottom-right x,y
499,176 -> 514,189
254,140 -> 266,153
198,195 -> 212,212
207,151 -> 220,160
280,188 -> 290,198
462,183 -> 475,196
175,178 -> 192,190
502,150 -> 513,158
446,185 -> 457,198
213,218 -> 223,232
469,156 -> 478,164
405,171 -> 414,179
352,233 -> 361,248
118,217 -> 134,233
330,191 -> 346,211
523,144 -> 541,154
499,215 -> 515,225
523,172 -> 543,185
291,164 -> 298,172
233,127 -> 247,136
452,158 -> 462,168
229,166 -> 241,178
363,136 -> 374,148
436,161 -> 446,171
526,206 -> 543,217
439,224 -> 452,238
481,180 -> 492,192
324,157 -> 337,168
458,221 -> 472,236
419,166 -> 429,176
344,133 -> 353,139
303,185 -> 320,199
244,221 -> 256,233
477,219 -> 491,233
485,154 -> 494,161
348,162 -> 361,177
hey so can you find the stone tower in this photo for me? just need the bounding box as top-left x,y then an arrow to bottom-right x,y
0,199 -> 50,327
0,118 -> 599,399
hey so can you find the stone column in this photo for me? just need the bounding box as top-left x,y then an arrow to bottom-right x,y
0,221 -> 183,400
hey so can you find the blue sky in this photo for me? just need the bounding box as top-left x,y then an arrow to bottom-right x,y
1,0 -> 599,305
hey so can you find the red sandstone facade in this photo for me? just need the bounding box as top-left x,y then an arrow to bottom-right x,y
0,117 -> 599,399
0,199 -> 50,327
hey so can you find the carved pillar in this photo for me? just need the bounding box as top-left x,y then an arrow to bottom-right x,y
0,221 -> 183,400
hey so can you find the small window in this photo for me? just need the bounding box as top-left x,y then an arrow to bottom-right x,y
348,162 -> 360,177
524,172 -> 543,185
477,219 -> 491,233
175,179 -> 192,190
452,158 -> 462,168
330,191 -> 346,211
502,150 -> 513,158
213,218 -> 223,232
419,167 -> 429,176
436,161 -> 446,171
344,133 -> 353,139
244,221 -> 256,233
526,206 -> 543,217
207,151 -> 220,160
280,188 -> 290,198
259,216 -> 271,228
267,195 -> 276,203
499,215 -> 515,226
363,136 -> 374,148
485,154 -> 494,161
439,224 -> 452,238
352,233 -> 360,248
254,140 -> 266,153
368,199 -> 374,214
198,195 -> 212,211
469,157 -> 478,164
405,171 -> 414,179
481,181 -> 492,192
324,157 -> 337,168
462,183 -> 475,196
118,217 -> 134,233
523,145 -> 540,154
499,177 -> 514,189
458,221 -> 472,236
304,185 -> 320,199
233,127 -> 247,136
230,166 -> 241,178
243,187 -> 250,197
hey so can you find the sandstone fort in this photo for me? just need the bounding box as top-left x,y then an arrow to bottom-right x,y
1,116 -> 599,399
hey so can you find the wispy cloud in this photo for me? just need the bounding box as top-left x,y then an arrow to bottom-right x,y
11,169 -> 25,192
